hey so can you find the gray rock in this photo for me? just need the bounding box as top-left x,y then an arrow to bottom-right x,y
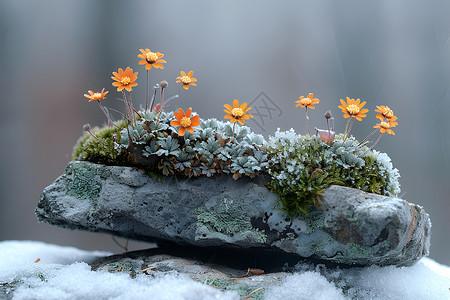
36,161 -> 431,266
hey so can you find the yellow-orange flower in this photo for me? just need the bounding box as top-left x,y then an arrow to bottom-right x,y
224,99 -> 253,125
170,107 -> 201,136
111,67 -> 138,92
176,71 -> 197,90
84,88 -> 109,102
375,105 -> 397,122
295,93 -> 320,109
373,120 -> 398,135
137,49 -> 166,70
338,97 -> 369,121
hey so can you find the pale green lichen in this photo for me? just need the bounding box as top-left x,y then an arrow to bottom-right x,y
66,163 -> 111,202
347,243 -> 372,257
195,208 -> 267,243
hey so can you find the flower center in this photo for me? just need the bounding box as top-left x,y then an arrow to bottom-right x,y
231,108 -> 244,118
93,92 -> 102,100
146,52 -> 159,63
347,104 -> 360,115
383,108 -> 394,118
180,117 -> 191,127
380,121 -> 390,129
301,98 -> 312,106
120,76 -> 131,86
181,75 -> 191,84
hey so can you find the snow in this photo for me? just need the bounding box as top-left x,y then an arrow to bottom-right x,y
1,240 -> 449,300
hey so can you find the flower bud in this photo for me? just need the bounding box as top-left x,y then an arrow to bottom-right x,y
83,124 -> 91,132
160,80 -> 168,89
324,110 -> 332,120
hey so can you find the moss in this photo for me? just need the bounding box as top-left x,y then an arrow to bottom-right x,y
196,208 -> 267,243
265,131 -> 400,218
67,162 -> 111,203
72,120 -> 129,165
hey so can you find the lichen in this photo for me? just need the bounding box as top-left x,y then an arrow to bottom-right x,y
347,243 -> 372,257
66,163 -> 110,202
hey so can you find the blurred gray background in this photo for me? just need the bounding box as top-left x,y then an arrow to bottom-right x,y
1,0 -> 449,265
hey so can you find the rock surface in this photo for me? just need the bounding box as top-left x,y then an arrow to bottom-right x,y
36,161 -> 431,266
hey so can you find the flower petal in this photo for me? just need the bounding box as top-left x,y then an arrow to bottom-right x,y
171,120 -> 181,126
183,85 -> 189,90
307,93 -> 314,99
224,104 -> 232,111
187,71 -> 193,77
187,126 -> 195,133
180,71 -> 186,76
185,107 -> 192,118
178,127 -> 186,136
237,119 -> 245,125
233,99 -> 239,108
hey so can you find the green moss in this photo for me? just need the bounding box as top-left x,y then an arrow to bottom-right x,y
265,131 -> 400,218
67,162 -> 111,202
72,120 -> 129,165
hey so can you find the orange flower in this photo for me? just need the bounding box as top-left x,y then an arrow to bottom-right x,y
170,107 -> 201,136
295,93 -> 320,109
137,49 -> 166,70
224,99 -> 253,125
176,71 -> 197,90
375,105 -> 398,122
373,120 -> 398,135
111,67 -> 138,92
84,88 -> 109,102
338,97 -> 369,121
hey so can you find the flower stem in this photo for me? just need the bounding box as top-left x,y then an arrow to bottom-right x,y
232,122 -> 236,139
357,129 -> 378,148
160,87 -> 165,112
150,86 -> 157,112
175,85 -> 182,112
305,108 -> 311,136
363,133 -> 383,156
97,101 -> 119,128
145,70 -> 149,112
342,118 -> 355,143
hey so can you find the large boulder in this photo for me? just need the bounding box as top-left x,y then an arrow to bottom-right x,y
36,161 -> 431,266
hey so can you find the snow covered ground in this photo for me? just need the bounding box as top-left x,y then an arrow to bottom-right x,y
0,240 -> 449,300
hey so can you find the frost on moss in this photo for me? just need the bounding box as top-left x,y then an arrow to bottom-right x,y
265,129 -> 401,217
